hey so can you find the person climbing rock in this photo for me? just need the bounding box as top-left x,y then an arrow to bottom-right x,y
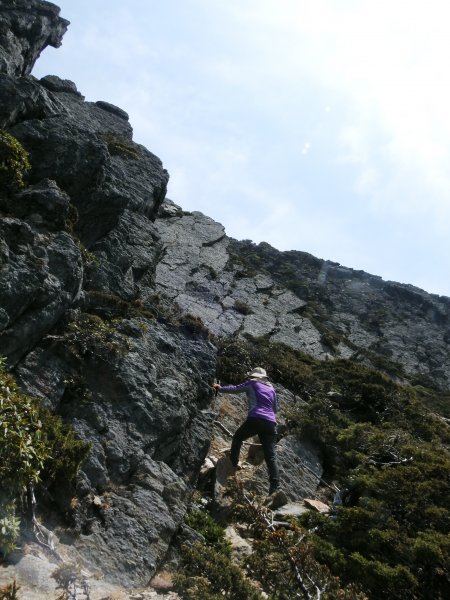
213,367 -> 287,507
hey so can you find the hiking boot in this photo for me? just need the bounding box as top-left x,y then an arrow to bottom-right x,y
264,489 -> 288,510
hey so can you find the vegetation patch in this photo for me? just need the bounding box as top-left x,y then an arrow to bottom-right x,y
214,336 -> 450,599
178,313 -> 210,337
75,240 -> 98,268
63,311 -> 132,358
185,507 -> 232,556
175,541 -> 264,600
232,482 -> 368,600
101,132 -> 140,160
87,290 -> 156,321
0,130 -> 31,192
233,300 -> 253,316
0,358 -> 89,557
0,580 -> 20,600
176,484 -> 368,600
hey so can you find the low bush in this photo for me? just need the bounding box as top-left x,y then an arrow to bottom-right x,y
174,542 -> 263,600
0,358 -> 89,557
215,336 -> 450,599
0,130 -> 30,192
185,508 -> 231,556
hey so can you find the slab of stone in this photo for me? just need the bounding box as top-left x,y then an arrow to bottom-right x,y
224,525 -> 252,563
304,498 -> 330,514
273,502 -> 310,519
214,454 -> 236,493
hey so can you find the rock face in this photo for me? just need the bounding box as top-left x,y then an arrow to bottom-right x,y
15,317 -> 216,586
0,0 -> 201,587
153,205 -> 326,358
1,0 -> 449,591
0,0 -> 69,77
229,241 -> 450,390
0,182 -> 83,364
152,207 -> 450,389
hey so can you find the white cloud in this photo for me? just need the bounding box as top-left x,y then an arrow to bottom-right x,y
301,142 -> 311,156
212,0 -> 450,221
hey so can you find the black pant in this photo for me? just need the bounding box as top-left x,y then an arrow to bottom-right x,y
230,417 -> 279,494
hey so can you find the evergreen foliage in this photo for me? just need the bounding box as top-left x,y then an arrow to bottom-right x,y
0,130 -> 30,192
231,482 -> 368,600
175,542 -> 264,600
0,357 -> 48,555
101,132 -> 140,160
0,358 -> 89,557
185,508 -> 232,556
175,504 -> 261,599
63,312 -> 132,358
215,337 -> 450,599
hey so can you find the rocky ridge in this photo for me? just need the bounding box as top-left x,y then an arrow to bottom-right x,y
0,1 -> 449,597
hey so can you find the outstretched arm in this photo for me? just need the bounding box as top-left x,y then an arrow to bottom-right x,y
212,380 -> 251,394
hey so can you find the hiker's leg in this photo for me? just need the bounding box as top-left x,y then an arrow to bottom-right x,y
230,419 -> 257,467
257,421 -> 279,494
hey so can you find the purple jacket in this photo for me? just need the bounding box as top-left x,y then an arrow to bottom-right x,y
219,379 -> 278,423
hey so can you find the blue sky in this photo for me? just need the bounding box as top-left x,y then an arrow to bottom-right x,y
32,0 -> 450,298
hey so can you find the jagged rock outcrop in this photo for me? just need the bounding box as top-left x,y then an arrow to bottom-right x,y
1,0 -> 449,593
229,240 -> 450,390
0,0 -> 68,77
0,201 -> 83,364
152,204 -> 327,358
0,0 -> 205,587
6,75 -> 168,245
150,204 -> 450,389
15,315 -> 216,587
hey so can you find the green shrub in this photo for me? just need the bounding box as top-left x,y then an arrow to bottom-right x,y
230,482 -> 368,600
0,358 -> 89,556
215,336 -> 450,599
288,371 -> 450,598
185,509 -> 231,556
347,553 -> 418,600
0,357 -> 48,554
64,312 -> 132,357
179,313 -> 210,337
75,240 -> 98,268
174,542 -> 264,600
0,503 -> 21,557
0,358 -> 49,494
0,130 -> 30,191
101,132 -> 140,160
39,407 -> 90,489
